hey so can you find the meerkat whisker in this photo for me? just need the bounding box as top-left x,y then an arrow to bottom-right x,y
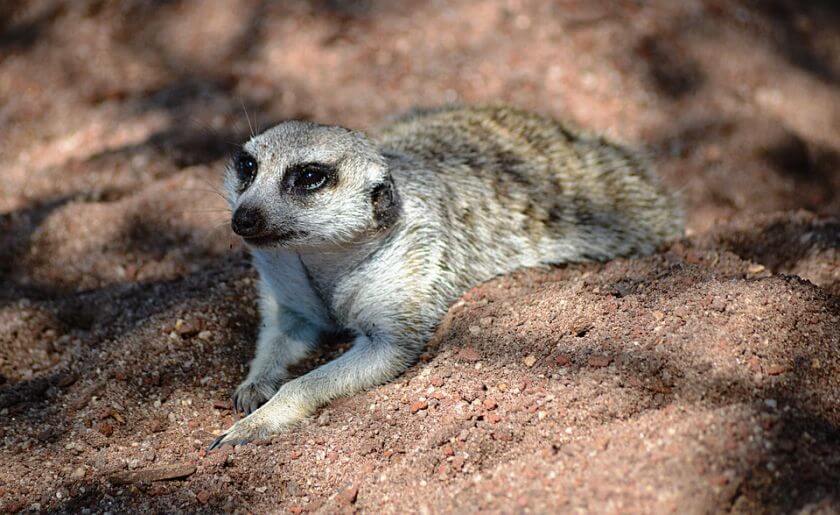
241,99 -> 255,139
191,175 -> 231,201
178,187 -> 229,202
177,208 -> 232,214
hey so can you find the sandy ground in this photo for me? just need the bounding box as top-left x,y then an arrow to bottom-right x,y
1,0 -> 839,513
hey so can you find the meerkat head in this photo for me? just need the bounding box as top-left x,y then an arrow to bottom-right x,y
224,121 -> 400,249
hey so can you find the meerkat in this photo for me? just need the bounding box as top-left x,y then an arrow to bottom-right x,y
209,105 -> 683,448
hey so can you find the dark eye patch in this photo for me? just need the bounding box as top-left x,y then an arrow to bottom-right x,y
233,150 -> 258,190
283,162 -> 337,194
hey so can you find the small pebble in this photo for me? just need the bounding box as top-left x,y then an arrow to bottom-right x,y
767,364 -> 786,376
492,430 -> 513,442
457,347 -> 481,362
410,401 -> 429,414
317,411 -> 331,426
71,467 -> 86,480
588,355 -> 612,368
338,484 -> 359,505
554,354 -> 572,366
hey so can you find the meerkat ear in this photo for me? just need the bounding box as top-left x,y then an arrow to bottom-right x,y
371,173 -> 401,228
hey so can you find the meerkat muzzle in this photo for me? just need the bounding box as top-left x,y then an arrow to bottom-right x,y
231,205 -> 267,238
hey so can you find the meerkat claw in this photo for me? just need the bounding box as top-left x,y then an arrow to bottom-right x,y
207,434 -> 249,451
209,409 -> 285,450
207,434 -> 228,451
232,382 -> 275,415
207,426 -> 254,450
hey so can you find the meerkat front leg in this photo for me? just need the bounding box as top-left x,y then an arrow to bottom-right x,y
210,331 -> 418,448
232,289 -> 325,414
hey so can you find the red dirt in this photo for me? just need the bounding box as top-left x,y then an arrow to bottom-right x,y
1,1 -> 838,513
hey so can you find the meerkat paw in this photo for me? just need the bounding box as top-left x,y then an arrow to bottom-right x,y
208,417 -> 273,450
232,378 -> 280,415
209,393 -> 308,450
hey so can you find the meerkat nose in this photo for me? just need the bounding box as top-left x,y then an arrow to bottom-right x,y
231,205 -> 267,238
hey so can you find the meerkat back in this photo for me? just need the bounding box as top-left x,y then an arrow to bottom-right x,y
376,105 -> 683,266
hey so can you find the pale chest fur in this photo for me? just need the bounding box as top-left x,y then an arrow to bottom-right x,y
297,242 -> 396,332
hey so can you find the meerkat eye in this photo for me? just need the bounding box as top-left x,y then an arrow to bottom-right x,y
284,163 -> 334,193
297,168 -> 327,190
234,151 -> 258,187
